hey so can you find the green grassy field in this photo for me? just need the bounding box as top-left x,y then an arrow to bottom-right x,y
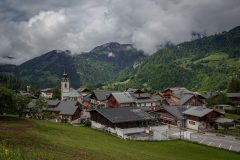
0,116 -> 239,160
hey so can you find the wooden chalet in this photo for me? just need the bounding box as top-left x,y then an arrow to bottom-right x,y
90,107 -> 156,129
107,92 -> 136,108
183,106 -> 223,131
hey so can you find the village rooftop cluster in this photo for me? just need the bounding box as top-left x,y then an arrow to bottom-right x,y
23,71 -> 240,151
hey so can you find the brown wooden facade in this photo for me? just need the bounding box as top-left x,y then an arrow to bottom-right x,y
107,94 -> 136,108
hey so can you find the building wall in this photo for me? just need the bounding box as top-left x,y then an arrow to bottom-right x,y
184,96 -> 204,106
186,119 -> 206,130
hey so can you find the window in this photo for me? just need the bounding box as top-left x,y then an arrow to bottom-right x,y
65,83 -> 67,88
189,120 -> 195,125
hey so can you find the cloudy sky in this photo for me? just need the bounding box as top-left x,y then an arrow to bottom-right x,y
0,0 -> 240,64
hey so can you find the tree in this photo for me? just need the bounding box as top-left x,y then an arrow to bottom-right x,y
206,92 -> 230,106
52,87 -> 61,100
227,76 -> 240,92
220,122 -> 234,134
0,86 -> 16,114
15,94 -> 31,117
30,97 -> 47,119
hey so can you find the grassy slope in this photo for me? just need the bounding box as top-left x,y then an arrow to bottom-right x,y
0,116 -> 239,160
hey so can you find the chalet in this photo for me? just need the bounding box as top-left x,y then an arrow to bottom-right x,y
106,88 -> 162,108
90,90 -> 118,108
40,88 -> 53,99
44,101 -> 82,122
128,90 -> 162,107
183,106 -> 223,131
47,100 -> 60,108
78,88 -> 92,96
160,87 -> 205,106
153,106 -> 188,127
107,92 -> 136,108
213,104 -> 234,112
90,107 -> 161,139
227,93 -> 240,106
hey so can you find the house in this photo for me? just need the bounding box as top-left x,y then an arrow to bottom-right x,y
153,106 -> 188,127
213,104 -> 234,112
90,90 -> 118,108
227,93 -> 240,106
47,100 -> 60,108
61,71 -> 81,101
107,92 -> 136,108
40,88 -> 53,99
215,117 -> 236,129
128,89 -> 162,107
78,88 -> 92,96
183,106 -> 223,131
90,107 -> 162,139
106,88 -> 162,108
160,87 -> 205,106
44,101 -> 82,122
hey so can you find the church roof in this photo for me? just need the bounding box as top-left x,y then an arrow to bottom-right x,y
62,88 -> 81,98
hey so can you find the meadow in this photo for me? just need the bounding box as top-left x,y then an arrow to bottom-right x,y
0,115 -> 239,160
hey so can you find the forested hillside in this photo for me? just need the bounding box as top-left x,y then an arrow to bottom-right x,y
105,26 -> 240,91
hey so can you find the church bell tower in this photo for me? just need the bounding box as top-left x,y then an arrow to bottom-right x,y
61,70 -> 70,93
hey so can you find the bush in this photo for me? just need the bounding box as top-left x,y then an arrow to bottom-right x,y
83,121 -> 91,127
225,109 -> 240,115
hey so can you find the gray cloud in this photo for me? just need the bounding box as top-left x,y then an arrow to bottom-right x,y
0,0 -> 240,64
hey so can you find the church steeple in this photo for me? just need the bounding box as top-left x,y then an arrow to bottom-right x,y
61,69 -> 70,96
62,69 -> 69,82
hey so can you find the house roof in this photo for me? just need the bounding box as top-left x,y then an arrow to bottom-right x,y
92,90 -> 117,101
215,118 -> 234,124
56,101 -> 79,115
130,93 -> 151,99
41,88 -> 53,92
135,95 -> 161,103
45,101 -> 80,115
201,92 -> 219,99
179,95 -> 194,105
93,107 -> 155,123
111,92 -> 135,103
126,88 -> 144,93
183,106 -> 213,117
47,100 -> 60,106
162,106 -> 189,120
227,93 -> 240,98
62,88 -> 81,98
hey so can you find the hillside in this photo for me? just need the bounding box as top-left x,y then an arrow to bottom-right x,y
107,26 -> 240,91
0,42 -> 144,88
0,116 -> 239,160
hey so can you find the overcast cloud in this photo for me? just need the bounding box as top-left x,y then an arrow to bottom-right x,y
0,0 -> 240,64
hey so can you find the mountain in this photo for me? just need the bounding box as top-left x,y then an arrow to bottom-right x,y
106,26 -> 240,91
0,42 -> 145,88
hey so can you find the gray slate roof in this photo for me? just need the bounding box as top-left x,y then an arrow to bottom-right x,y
183,106 -> 213,117
62,88 -> 81,97
163,106 -> 189,120
179,95 -> 194,105
215,118 -> 234,124
94,107 -> 155,123
45,101 -> 79,115
93,90 -> 118,101
47,100 -> 60,106
227,93 -> 240,98
111,92 -> 135,103
57,101 -> 79,115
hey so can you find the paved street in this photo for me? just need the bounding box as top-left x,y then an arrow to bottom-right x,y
190,132 -> 240,152
168,125 -> 240,152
